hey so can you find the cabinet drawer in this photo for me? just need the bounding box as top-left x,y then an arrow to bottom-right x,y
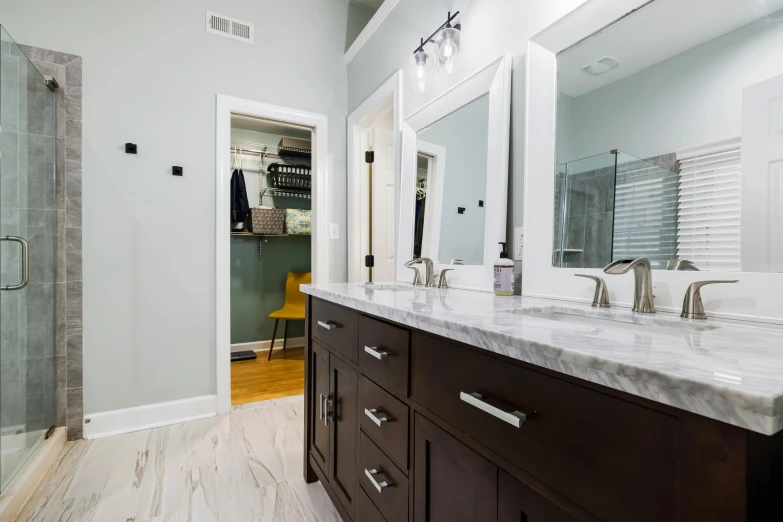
358,315 -> 410,396
312,298 -> 359,363
358,488 -> 388,522
359,432 -> 408,522
412,333 -> 679,522
359,375 -> 409,472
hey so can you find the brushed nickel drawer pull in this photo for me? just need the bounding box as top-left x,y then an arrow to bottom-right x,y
364,408 -> 388,427
317,320 -> 337,330
319,393 -> 325,421
325,397 -> 333,426
364,346 -> 388,360
460,392 -> 526,428
365,468 -> 389,493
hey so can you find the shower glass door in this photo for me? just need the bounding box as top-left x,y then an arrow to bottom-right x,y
1,25 -> 57,493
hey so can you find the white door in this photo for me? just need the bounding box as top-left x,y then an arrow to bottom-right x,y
367,117 -> 396,282
742,74 -> 783,272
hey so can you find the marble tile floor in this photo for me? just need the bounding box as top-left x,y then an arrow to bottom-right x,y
15,397 -> 341,522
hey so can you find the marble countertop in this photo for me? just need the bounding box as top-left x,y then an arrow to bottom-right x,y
302,282 -> 783,435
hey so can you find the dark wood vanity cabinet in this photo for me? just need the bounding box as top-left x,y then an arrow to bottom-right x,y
308,338 -> 360,520
413,413 -> 498,522
304,296 -> 783,522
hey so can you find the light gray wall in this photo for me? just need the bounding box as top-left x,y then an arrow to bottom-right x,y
561,12 -> 783,162
0,0 -> 351,414
346,2 -> 376,52
419,94 -> 489,265
347,0 -> 589,288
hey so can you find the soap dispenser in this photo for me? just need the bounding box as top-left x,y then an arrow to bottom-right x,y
494,242 -> 514,296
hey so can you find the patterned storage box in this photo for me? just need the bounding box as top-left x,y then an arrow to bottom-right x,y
250,207 -> 285,235
285,209 -> 312,235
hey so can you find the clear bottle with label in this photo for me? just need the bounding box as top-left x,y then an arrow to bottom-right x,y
494,242 -> 514,296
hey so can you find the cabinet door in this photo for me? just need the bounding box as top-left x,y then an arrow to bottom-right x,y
414,413 -> 497,522
329,354 -> 359,519
310,341 -> 331,473
498,470 -> 579,522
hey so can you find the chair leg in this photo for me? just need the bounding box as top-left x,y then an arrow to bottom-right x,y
268,319 -> 279,361
283,320 -> 289,354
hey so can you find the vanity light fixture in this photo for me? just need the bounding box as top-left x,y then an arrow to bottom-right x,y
411,39 -> 434,93
435,12 -> 461,75
411,11 -> 461,92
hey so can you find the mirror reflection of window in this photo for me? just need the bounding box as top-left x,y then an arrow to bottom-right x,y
553,0 -> 783,273
417,94 -> 490,266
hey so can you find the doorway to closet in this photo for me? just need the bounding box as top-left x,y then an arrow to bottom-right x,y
228,114 -> 313,407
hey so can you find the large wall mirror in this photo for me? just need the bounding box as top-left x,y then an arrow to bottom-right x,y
398,56 -> 511,291
554,0 -> 783,273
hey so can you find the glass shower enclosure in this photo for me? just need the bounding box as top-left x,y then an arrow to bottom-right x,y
1,26 -> 57,493
554,151 -> 680,269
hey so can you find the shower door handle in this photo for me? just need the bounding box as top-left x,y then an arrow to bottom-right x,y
1,236 -> 29,291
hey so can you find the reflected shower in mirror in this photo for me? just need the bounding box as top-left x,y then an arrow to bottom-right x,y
553,0 -> 783,272
415,93 -> 489,266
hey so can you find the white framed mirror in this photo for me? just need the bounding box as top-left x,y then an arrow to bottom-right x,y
524,0 -> 783,322
397,55 -> 512,291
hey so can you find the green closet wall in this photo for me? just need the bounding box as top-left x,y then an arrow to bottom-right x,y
230,128 -> 312,345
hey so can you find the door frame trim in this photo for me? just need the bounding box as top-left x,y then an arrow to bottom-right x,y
215,94 -> 329,413
347,70 -> 403,284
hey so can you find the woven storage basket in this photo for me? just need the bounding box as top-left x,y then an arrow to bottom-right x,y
250,207 -> 285,235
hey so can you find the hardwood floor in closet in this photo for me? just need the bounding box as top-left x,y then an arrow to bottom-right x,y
15,397 -> 340,522
231,347 -> 305,406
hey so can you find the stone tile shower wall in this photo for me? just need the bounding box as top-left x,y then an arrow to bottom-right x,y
17,44 -> 83,441
0,41 -> 58,445
554,153 -> 680,270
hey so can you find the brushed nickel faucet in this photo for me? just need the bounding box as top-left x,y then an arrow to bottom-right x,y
435,268 -> 454,289
604,258 -> 656,313
575,274 -> 610,308
404,258 -> 436,287
681,280 -> 737,319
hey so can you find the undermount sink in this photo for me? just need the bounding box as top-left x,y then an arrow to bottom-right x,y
357,283 -> 421,292
513,306 -> 721,335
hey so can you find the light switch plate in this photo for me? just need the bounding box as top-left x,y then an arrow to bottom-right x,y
330,223 -> 339,240
514,226 -> 525,261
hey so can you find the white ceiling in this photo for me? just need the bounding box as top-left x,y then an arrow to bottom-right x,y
349,0 -> 383,10
230,114 -> 311,140
558,0 -> 783,97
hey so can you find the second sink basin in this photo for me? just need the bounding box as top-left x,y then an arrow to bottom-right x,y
513,306 -> 721,336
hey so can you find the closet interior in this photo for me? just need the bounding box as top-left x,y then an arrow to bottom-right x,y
229,114 -> 312,407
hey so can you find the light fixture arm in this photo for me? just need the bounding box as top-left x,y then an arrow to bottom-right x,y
413,11 -> 460,54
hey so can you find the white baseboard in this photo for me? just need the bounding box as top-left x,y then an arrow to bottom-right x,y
231,337 -> 305,353
83,395 -> 217,439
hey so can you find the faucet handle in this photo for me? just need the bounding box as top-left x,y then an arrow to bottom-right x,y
681,280 -> 738,319
436,268 -> 454,289
575,274 -> 610,308
406,266 -> 422,286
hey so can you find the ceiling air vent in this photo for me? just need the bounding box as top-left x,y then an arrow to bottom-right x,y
206,11 -> 254,44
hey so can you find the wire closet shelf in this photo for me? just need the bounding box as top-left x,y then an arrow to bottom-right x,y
230,139 -> 312,199
230,140 -> 311,158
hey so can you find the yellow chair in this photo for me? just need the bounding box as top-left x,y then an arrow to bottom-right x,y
268,272 -> 311,360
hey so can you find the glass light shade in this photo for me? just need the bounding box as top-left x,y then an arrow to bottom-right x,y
411,49 -> 433,93
436,26 -> 460,75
